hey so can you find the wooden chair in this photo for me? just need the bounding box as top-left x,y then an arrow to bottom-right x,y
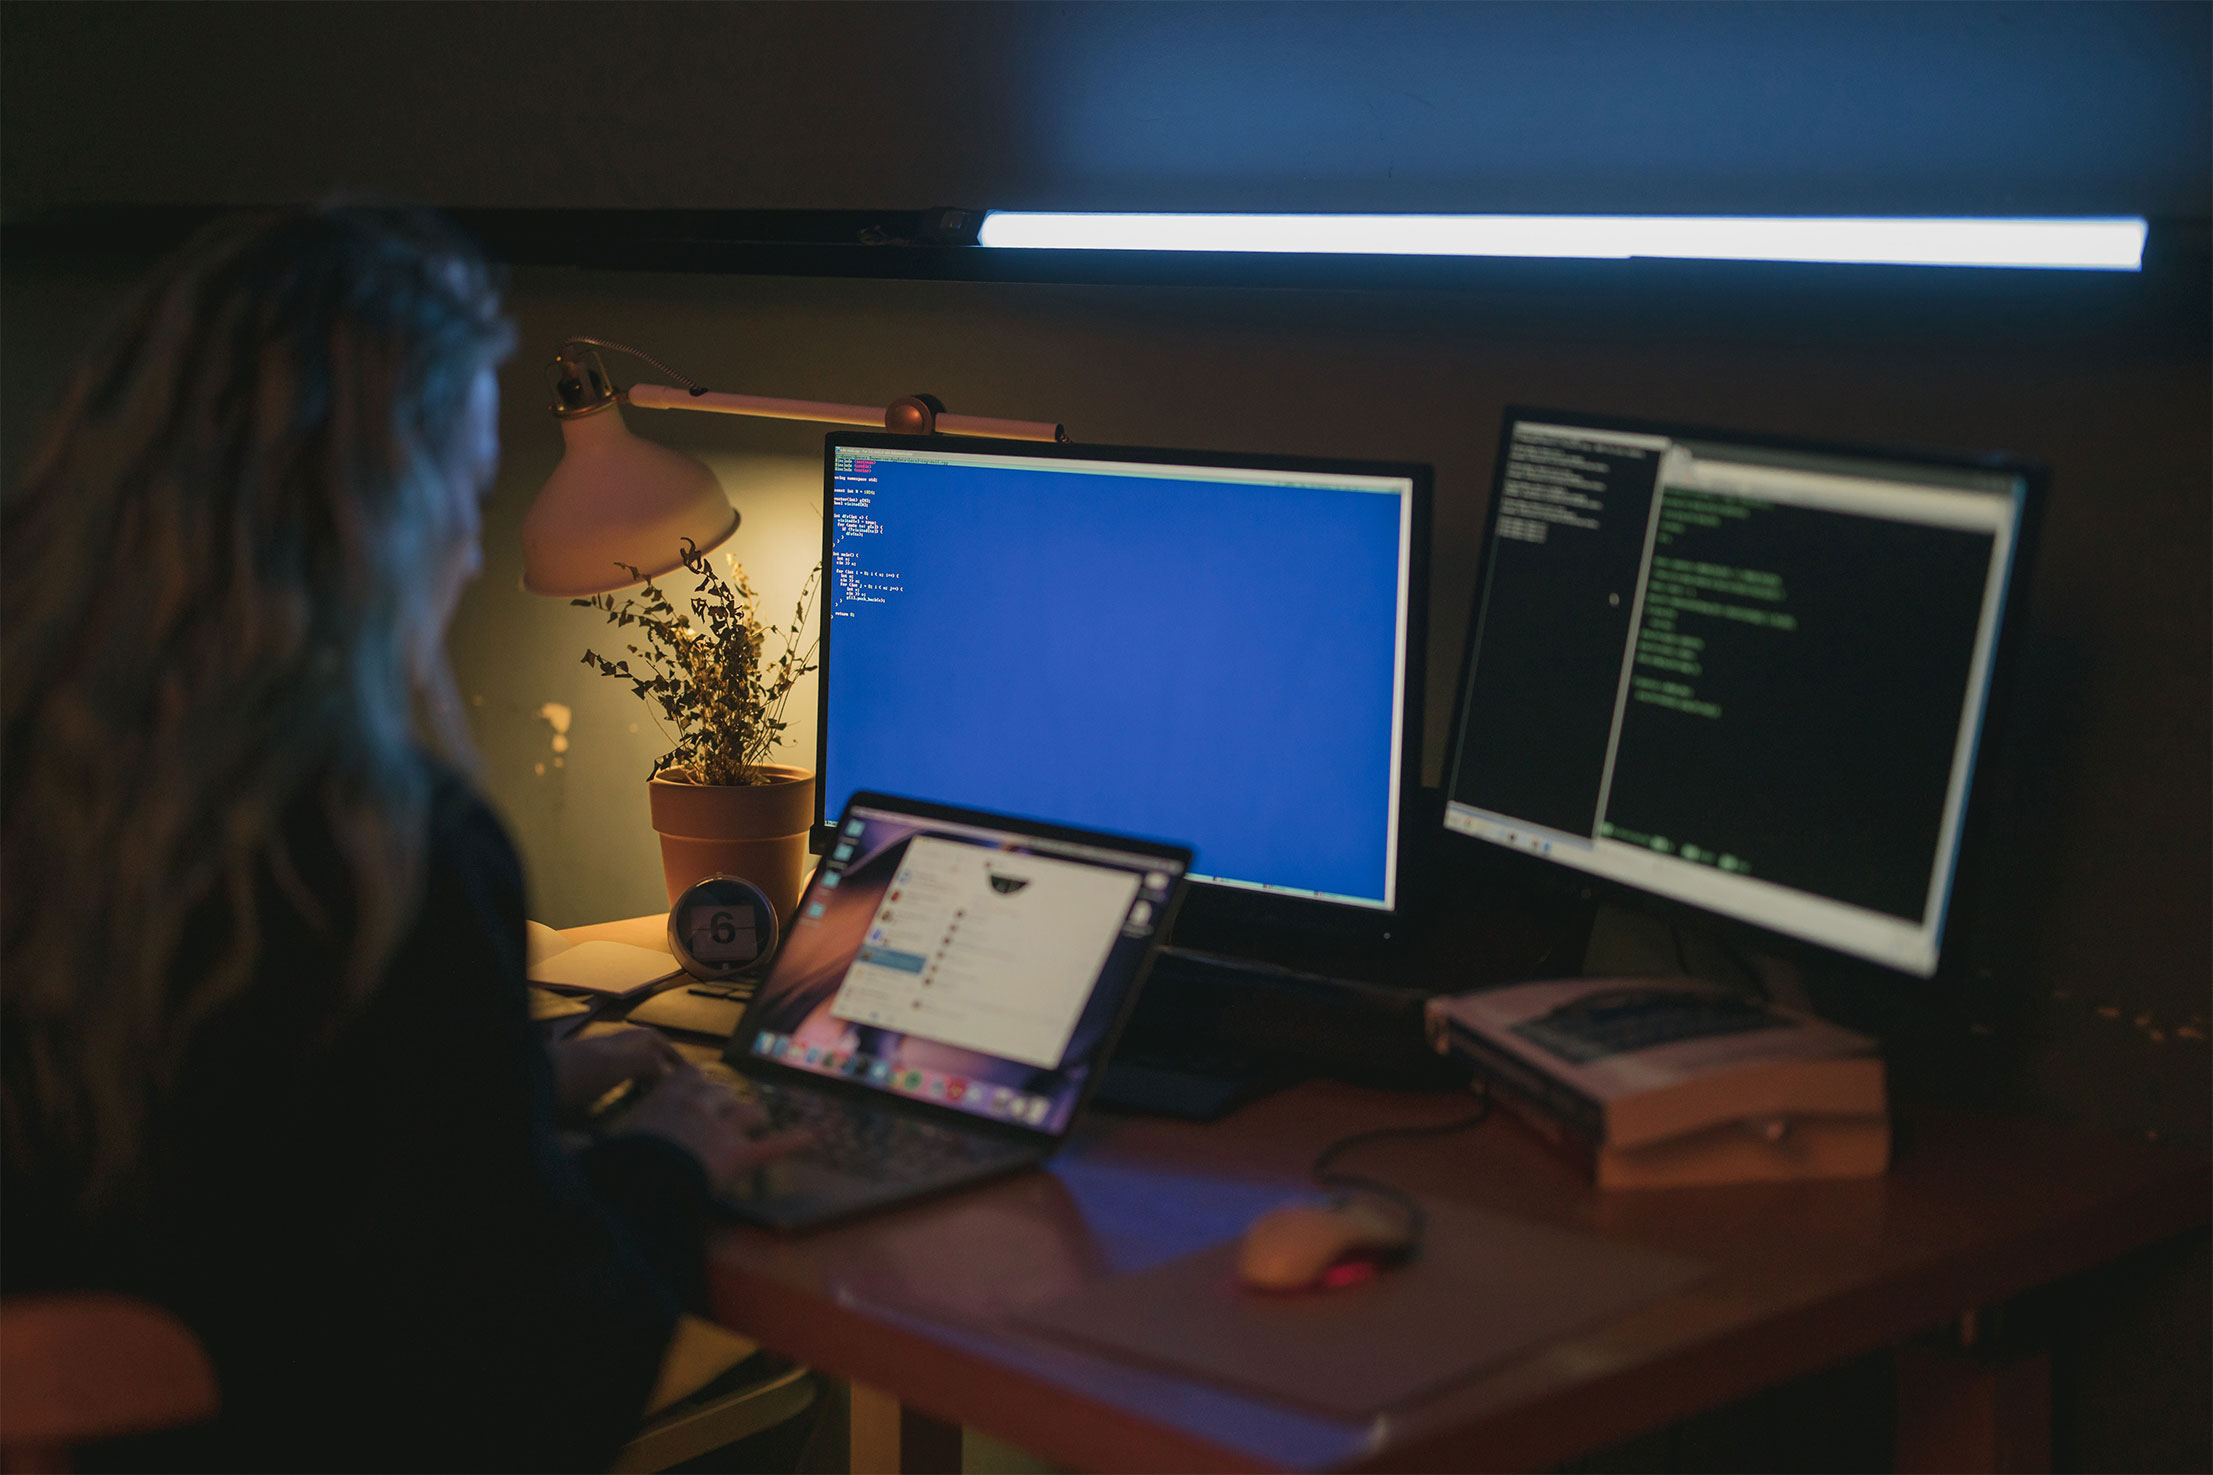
615,1315 -> 817,1474
0,1294 -> 219,1474
0,1297 -> 812,1474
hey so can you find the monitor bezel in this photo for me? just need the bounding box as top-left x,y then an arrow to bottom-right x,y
1441,405 -> 2047,983
816,431 -> 1433,939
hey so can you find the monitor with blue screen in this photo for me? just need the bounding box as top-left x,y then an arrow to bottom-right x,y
818,434 -> 1429,922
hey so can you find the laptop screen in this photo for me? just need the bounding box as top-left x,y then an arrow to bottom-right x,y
733,796 -> 1189,1135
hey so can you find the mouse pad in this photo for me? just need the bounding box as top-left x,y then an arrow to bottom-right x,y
1014,1199 -> 1708,1419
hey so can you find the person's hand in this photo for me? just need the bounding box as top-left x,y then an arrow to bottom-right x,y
550,1028 -> 684,1121
618,1066 -> 812,1185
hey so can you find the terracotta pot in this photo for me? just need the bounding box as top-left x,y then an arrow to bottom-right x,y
647,765 -> 815,924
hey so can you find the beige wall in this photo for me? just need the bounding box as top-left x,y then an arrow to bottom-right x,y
472,267 -> 2213,1182
10,257 -> 2208,1107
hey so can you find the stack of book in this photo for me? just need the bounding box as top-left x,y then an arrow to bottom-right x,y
1424,976 -> 1888,1189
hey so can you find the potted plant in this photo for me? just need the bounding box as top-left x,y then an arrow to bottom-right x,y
577,538 -> 820,922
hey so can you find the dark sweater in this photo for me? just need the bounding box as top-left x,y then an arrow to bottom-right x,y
2,775 -> 709,1472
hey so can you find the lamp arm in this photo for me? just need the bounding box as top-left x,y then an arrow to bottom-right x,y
923,409 -> 1072,443
627,382 -> 885,426
551,337 -> 1067,442
624,381 -> 1065,444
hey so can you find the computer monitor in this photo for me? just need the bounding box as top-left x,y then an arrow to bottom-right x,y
818,433 -> 1429,933
1443,408 -> 2041,979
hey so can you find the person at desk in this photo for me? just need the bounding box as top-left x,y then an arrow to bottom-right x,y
0,206 -> 800,1471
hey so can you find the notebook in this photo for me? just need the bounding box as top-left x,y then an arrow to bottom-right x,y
527,939 -> 682,998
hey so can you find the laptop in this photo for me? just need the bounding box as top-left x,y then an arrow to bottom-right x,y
708,791 -> 1192,1230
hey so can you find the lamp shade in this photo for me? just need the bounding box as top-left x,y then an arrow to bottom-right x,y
521,402 -> 739,596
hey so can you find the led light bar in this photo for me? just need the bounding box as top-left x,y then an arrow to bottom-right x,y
976,213 -> 2148,271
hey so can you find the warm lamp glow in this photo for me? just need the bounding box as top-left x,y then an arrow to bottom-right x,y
521,402 -> 738,596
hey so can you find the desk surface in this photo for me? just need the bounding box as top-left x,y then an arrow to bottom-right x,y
701,1086 -> 2205,1473
559,917 -> 2210,1472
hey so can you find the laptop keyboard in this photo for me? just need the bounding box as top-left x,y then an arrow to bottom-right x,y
748,1078 -> 1009,1182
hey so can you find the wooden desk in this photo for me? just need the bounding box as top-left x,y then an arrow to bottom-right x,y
556,918 -> 2208,1471
700,1085 -> 2206,1473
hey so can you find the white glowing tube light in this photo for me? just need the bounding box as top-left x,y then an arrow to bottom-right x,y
976,213 -> 2148,271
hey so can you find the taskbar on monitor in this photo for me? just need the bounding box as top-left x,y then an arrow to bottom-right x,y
1443,801 -> 1941,976
1193,871 -> 1391,912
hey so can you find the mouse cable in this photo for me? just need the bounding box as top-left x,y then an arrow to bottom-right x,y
1308,1082 -> 1494,1253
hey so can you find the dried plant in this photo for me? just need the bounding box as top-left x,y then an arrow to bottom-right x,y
576,538 -> 820,786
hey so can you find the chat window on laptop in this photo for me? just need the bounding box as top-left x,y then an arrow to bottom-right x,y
741,805 -> 1180,1134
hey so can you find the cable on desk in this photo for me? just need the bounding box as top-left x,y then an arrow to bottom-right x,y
1308,1082 -> 1493,1255
551,954 -> 774,1043
551,989 -> 637,1041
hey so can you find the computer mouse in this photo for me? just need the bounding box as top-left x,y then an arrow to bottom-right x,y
1235,1197 -> 1414,1292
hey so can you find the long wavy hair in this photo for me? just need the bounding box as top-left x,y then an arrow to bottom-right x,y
2,206 -> 515,1211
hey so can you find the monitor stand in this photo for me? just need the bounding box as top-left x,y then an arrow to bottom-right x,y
1097,801 -> 1567,1120
1581,902 -> 1812,1013
1092,947 -> 1316,1121
1094,942 -> 1461,1121
1092,1058 -> 1275,1122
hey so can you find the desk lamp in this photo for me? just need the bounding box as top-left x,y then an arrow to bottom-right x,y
522,337 -> 1067,596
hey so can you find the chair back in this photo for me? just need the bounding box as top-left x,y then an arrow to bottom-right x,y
0,1294 -> 218,1474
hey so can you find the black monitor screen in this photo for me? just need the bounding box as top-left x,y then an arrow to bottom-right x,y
821,436 -> 1426,914
1445,412 -> 2032,977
